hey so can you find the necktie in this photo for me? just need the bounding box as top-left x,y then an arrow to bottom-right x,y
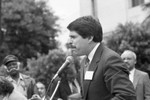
84,57 -> 90,74
71,81 -> 78,93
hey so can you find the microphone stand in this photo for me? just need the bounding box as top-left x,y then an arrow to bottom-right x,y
44,75 -> 61,100
49,79 -> 61,100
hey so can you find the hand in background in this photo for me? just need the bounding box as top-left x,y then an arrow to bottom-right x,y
29,94 -> 42,100
68,93 -> 82,100
57,98 -> 63,100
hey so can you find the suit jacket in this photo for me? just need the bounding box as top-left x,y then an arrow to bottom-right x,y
52,78 -> 72,100
133,69 -> 150,100
80,43 -> 136,100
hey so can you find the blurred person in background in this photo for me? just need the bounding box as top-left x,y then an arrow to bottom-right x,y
52,60 -> 81,100
2,55 -> 36,99
0,77 -> 27,100
32,77 -> 50,100
121,50 -> 150,100
67,15 -> 136,100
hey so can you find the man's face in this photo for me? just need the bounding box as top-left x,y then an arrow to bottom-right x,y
36,82 -> 46,98
68,31 -> 89,56
121,51 -> 136,71
6,61 -> 19,75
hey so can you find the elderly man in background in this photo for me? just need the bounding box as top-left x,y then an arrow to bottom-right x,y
0,77 -> 27,100
121,50 -> 150,100
2,55 -> 35,99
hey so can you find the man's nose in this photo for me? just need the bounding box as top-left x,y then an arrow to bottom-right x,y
67,38 -> 73,44
67,40 -> 73,48
38,89 -> 42,92
124,59 -> 128,63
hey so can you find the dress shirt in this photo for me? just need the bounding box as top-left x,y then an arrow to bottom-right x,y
88,43 -> 100,64
41,96 -> 45,100
129,68 -> 135,83
6,74 -> 27,97
69,79 -> 80,94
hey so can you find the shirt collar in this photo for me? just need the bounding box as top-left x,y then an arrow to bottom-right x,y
130,68 -> 135,75
88,43 -> 100,63
41,96 -> 46,100
19,73 -> 23,80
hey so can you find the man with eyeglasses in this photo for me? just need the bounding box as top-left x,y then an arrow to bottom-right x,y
2,55 -> 35,99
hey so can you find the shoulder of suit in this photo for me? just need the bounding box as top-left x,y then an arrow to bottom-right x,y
102,45 -> 120,58
135,69 -> 149,76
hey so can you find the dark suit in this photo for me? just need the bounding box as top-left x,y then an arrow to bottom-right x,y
52,77 -> 81,100
54,78 -> 72,100
80,43 -> 136,100
133,69 -> 150,100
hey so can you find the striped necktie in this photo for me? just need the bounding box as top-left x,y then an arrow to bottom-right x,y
84,57 -> 90,73
71,81 -> 78,94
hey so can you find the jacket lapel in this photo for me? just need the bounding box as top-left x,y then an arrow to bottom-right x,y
83,43 -> 104,99
133,69 -> 140,88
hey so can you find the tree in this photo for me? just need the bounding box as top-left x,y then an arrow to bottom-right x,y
26,49 -> 66,95
0,0 -> 59,66
142,2 -> 150,32
107,22 -> 150,73
27,49 -> 66,78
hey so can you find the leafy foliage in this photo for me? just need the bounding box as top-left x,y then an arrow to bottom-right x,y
0,0 -> 59,66
142,2 -> 150,33
26,49 -> 66,87
26,49 -> 81,94
107,22 -> 150,72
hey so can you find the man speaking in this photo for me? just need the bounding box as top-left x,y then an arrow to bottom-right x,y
67,16 -> 136,100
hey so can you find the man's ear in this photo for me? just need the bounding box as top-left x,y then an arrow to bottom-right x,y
3,65 -> 7,69
17,62 -> 21,66
88,36 -> 93,43
3,65 -> 9,72
134,60 -> 137,65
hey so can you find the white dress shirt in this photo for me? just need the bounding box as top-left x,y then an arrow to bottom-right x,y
69,79 -> 80,94
88,43 -> 100,64
129,68 -> 135,83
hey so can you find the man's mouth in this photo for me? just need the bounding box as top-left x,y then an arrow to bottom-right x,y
68,43 -> 76,48
125,63 -> 130,66
7,67 -> 19,72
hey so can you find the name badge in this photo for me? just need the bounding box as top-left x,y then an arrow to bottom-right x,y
84,71 -> 94,80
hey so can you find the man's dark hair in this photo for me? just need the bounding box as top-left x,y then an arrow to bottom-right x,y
67,15 -> 103,42
0,77 -> 14,96
36,77 -> 47,89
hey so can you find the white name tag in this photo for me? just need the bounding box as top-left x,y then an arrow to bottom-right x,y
84,71 -> 94,80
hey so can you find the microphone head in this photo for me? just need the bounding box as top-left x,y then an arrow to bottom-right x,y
66,56 -> 74,63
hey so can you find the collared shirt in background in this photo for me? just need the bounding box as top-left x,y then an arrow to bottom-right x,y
129,68 -> 135,83
6,74 -> 27,97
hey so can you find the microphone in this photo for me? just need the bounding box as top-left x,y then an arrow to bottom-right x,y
51,56 -> 73,82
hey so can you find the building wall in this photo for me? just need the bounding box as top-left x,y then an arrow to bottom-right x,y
96,0 -> 127,33
79,0 -> 149,35
80,0 -> 92,16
